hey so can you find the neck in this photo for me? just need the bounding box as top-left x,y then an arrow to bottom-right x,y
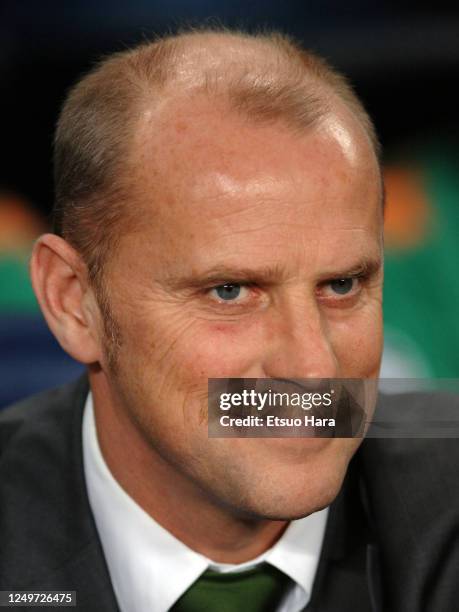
89,368 -> 288,563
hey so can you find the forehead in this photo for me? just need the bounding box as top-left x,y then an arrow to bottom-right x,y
126,94 -> 382,269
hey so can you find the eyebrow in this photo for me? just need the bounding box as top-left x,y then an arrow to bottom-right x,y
318,256 -> 382,281
164,257 -> 382,290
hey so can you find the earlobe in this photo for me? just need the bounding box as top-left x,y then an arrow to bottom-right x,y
30,233 -> 102,364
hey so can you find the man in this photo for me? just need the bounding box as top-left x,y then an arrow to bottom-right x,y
1,28 -> 458,612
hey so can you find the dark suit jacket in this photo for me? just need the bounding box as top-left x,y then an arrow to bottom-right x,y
1,376 -> 459,612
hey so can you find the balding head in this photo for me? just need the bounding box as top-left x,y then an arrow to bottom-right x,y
53,28 -> 380,289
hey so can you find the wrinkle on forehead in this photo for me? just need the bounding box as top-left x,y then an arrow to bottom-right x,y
131,88 -> 381,230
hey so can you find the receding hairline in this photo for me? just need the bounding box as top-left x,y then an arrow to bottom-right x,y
53,27 -> 382,294
109,29 -> 380,152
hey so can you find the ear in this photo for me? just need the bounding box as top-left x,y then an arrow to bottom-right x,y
30,233 -> 102,364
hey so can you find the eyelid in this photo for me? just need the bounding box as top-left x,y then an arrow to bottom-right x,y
340,268 -> 366,279
205,281 -> 254,293
319,259 -> 382,284
318,270 -> 368,287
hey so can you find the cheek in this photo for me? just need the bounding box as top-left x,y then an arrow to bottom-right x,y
121,308 -> 264,389
330,306 -> 383,376
171,320 -> 264,380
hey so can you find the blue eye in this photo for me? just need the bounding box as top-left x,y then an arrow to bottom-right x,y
330,278 -> 354,295
214,284 -> 242,301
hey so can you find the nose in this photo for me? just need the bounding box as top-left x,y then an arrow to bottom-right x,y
261,296 -> 339,380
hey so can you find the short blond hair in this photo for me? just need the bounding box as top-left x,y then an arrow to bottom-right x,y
53,28 -> 380,288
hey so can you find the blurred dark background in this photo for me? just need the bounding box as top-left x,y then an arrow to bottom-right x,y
1,1 -> 458,406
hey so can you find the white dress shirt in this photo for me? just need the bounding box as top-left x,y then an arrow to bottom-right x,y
82,392 -> 328,612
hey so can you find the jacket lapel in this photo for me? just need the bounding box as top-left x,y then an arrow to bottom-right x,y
305,453 -> 383,612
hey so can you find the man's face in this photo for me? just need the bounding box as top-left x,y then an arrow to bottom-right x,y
95,95 -> 383,519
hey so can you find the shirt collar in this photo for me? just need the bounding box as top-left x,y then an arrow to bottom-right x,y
82,391 -> 328,612
207,507 -> 329,603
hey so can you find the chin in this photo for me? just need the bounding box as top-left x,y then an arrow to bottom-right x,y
262,477 -> 343,521
223,452 -> 349,521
